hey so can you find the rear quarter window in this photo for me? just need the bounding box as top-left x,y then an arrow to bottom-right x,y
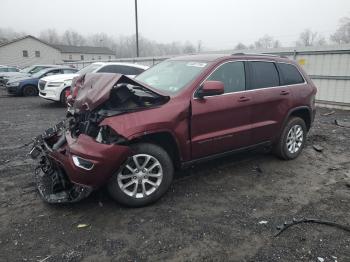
278,63 -> 305,85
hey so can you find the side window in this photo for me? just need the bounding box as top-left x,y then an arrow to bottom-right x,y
98,65 -> 122,73
207,62 -> 245,93
278,63 -> 304,85
9,67 -> 18,72
249,61 -> 279,89
44,69 -> 61,77
63,69 -> 77,74
98,65 -> 143,75
0,68 -> 7,72
130,67 -> 145,75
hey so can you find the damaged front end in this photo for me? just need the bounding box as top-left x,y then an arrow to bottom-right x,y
29,121 -> 93,203
30,73 -> 169,204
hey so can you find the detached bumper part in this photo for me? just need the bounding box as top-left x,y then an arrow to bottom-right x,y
35,168 -> 92,204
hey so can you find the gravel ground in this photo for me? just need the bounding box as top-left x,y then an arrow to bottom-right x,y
0,88 -> 349,262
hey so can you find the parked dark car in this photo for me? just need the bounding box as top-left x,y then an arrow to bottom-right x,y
6,67 -> 78,96
0,64 -> 58,86
30,54 -> 317,207
0,66 -> 19,73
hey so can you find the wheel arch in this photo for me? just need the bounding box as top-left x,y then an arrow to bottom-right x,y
128,131 -> 182,169
287,106 -> 312,131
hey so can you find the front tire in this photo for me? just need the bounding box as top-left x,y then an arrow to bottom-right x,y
22,85 -> 38,96
60,87 -> 69,105
274,117 -> 307,160
108,143 -> 174,207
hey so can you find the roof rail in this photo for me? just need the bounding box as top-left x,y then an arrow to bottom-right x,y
231,53 -> 288,58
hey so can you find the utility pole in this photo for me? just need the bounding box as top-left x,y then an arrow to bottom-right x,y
135,0 -> 139,57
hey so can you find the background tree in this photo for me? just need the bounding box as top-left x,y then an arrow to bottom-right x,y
234,42 -> 247,50
39,29 -> 61,44
61,30 -> 86,46
254,35 -> 281,49
331,17 -> 350,44
296,29 -> 326,46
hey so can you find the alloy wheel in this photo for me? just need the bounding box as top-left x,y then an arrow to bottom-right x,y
286,124 -> 304,154
117,154 -> 163,199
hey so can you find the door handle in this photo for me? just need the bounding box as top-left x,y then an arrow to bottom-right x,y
280,90 -> 290,95
238,96 -> 250,102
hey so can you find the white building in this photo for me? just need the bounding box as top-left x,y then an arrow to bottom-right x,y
0,35 -> 61,67
52,44 -> 116,62
0,35 -> 116,68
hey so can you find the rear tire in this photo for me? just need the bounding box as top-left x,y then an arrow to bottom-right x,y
108,143 -> 174,207
22,85 -> 38,96
274,117 -> 307,160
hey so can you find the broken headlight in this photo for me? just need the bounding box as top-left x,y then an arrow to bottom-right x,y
95,126 -> 127,145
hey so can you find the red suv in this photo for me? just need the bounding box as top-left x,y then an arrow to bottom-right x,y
30,54 -> 317,207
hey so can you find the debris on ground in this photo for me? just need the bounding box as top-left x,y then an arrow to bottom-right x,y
275,218 -> 350,237
312,145 -> 324,152
334,119 -> 350,128
253,165 -> 263,174
317,257 -> 324,262
322,111 -> 335,116
38,255 -> 52,262
258,220 -> 268,224
77,224 -> 89,229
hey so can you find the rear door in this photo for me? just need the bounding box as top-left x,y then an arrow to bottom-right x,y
191,61 -> 253,159
247,61 -> 292,144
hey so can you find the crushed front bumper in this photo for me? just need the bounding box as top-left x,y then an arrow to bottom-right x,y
30,122 -> 132,203
50,132 -> 131,187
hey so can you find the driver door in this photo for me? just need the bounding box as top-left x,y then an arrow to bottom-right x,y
191,61 -> 253,159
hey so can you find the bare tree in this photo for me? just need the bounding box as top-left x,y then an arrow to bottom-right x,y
0,27 -> 25,43
254,35 -> 281,49
234,42 -> 247,50
182,41 -> 196,54
331,17 -> 350,44
296,29 -> 326,46
62,30 -> 86,46
39,29 -> 61,44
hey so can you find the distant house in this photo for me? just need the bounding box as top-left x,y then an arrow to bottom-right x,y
0,35 -> 62,67
53,44 -> 116,62
0,35 -> 116,68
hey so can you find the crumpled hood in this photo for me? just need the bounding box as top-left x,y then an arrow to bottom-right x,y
41,73 -> 79,83
72,73 -> 166,112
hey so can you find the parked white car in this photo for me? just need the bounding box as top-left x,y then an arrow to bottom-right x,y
38,62 -> 149,104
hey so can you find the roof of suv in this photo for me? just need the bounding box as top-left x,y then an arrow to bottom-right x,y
170,53 -> 292,63
90,62 -> 149,70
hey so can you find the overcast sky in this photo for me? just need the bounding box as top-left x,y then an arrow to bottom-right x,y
1,0 -> 349,49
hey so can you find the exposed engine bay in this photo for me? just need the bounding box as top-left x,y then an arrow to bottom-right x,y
29,73 -> 169,203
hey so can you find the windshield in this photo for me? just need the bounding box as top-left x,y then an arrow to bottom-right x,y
31,69 -> 50,78
135,60 -> 208,93
20,66 -> 35,73
77,64 -> 101,75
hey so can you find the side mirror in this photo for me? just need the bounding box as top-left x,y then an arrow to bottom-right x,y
197,80 -> 224,98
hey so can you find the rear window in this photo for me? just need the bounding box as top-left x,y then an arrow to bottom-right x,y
249,61 -> 279,89
278,63 -> 304,85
